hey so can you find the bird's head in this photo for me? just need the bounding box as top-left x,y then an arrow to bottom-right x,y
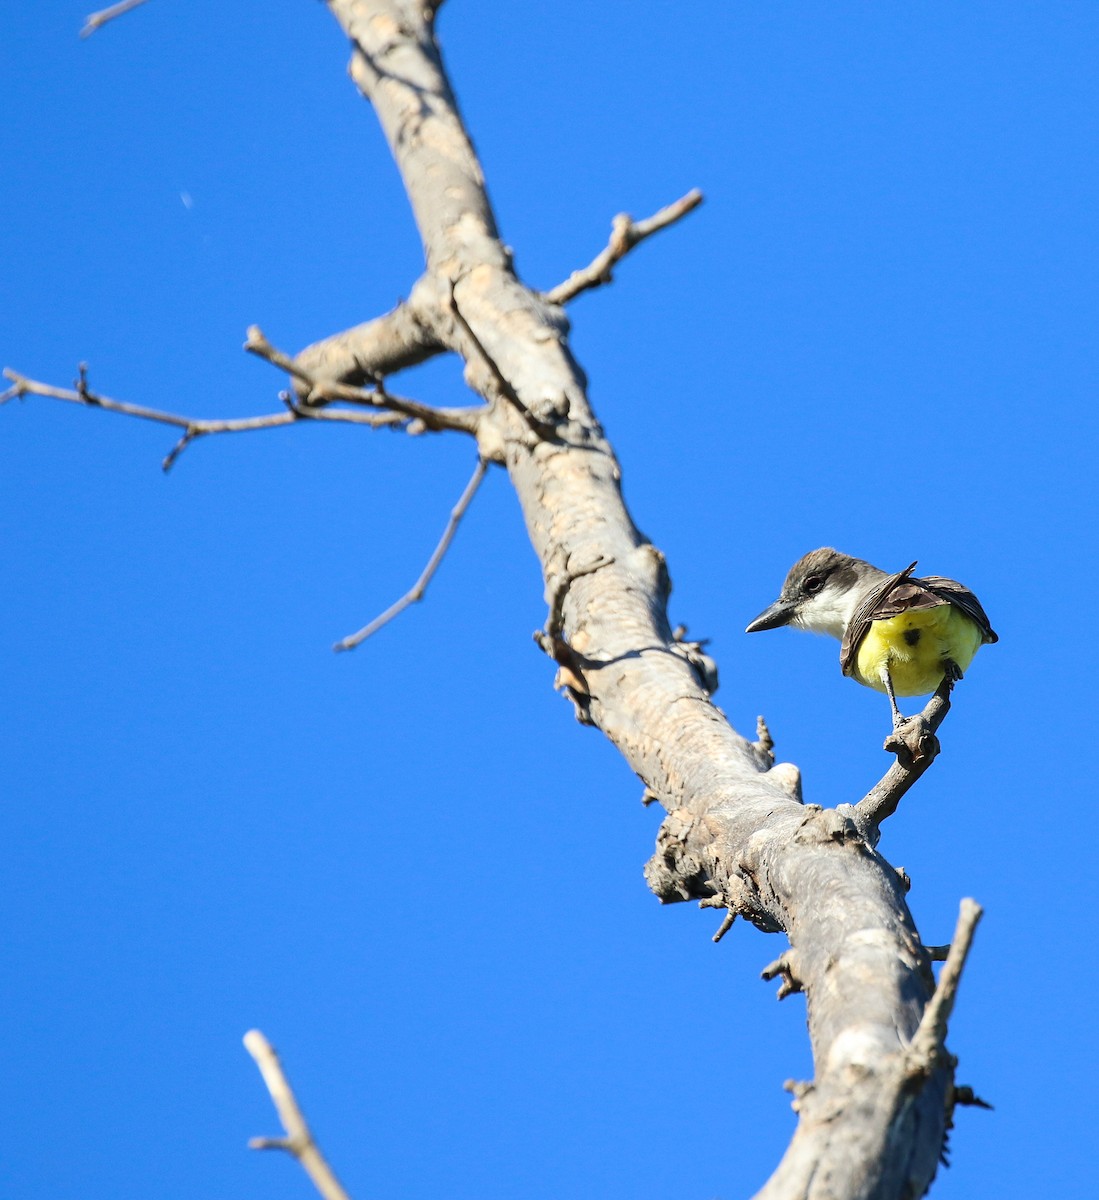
745,548 -> 878,641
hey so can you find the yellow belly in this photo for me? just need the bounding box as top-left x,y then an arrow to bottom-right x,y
853,605 -> 984,697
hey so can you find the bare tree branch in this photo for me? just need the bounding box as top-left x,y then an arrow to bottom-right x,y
80,0 -> 152,38
545,188 -> 704,306
244,324 -> 482,434
1,367 -> 406,472
293,291 -> 445,393
2,319 -> 482,472
850,674 -> 955,843
243,1030 -> 353,1200
709,905 -> 737,943
334,457 -> 488,651
906,899 -> 984,1077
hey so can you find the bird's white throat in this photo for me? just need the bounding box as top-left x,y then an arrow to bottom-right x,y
793,580 -> 866,642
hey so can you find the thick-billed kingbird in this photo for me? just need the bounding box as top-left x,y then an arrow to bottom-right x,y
745,548 -> 997,727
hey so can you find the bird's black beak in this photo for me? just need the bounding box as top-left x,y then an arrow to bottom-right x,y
745,598 -> 797,633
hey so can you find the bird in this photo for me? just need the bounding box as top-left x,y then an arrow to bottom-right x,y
745,548 -> 997,728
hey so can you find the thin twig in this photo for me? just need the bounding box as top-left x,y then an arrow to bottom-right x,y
905,899 -> 983,1078
243,1030 -> 353,1200
80,0 -> 151,38
712,909 -> 736,944
2,367 -> 405,472
754,714 -> 775,757
244,325 -> 482,434
334,457 -> 488,652
545,189 -> 704,306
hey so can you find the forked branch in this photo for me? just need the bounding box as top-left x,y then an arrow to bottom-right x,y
243,1030 -> 352,1200
1,367 -> 406,473
244,325 -> 481,434
851,675 -> 955,842
3,320 -> 482,472
545,189 -> 704,305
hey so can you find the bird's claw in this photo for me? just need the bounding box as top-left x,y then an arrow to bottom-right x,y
943,659 -> 964,684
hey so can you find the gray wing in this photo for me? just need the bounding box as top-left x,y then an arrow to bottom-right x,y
840,564 -> 998,675
839,563 -> 998,676
839,561 -> 919,676
919,575 -> 999,644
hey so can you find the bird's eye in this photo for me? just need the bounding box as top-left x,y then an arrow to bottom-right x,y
804,575 -> 825,595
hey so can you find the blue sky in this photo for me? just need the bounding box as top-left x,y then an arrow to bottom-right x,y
3,3 -> 1097,1198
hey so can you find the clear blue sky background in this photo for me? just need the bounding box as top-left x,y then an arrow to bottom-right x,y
3,4 -> 1096,1198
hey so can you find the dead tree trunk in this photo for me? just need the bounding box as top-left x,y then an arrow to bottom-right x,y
6,3 -> 984,1196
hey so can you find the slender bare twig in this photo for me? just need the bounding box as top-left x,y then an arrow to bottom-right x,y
80,0 -> 152,38
905,899 -> 983,1078
545,189 -> 704,306
245,324 -> 482,434
712,909 -> 736,943
754,714 -> 775,758
334,457 -> 488,652
2,367 -> 405,472
243,1030 -> 353,1200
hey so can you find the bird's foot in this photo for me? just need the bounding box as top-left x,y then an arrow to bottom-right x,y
884,714 -> 940,767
